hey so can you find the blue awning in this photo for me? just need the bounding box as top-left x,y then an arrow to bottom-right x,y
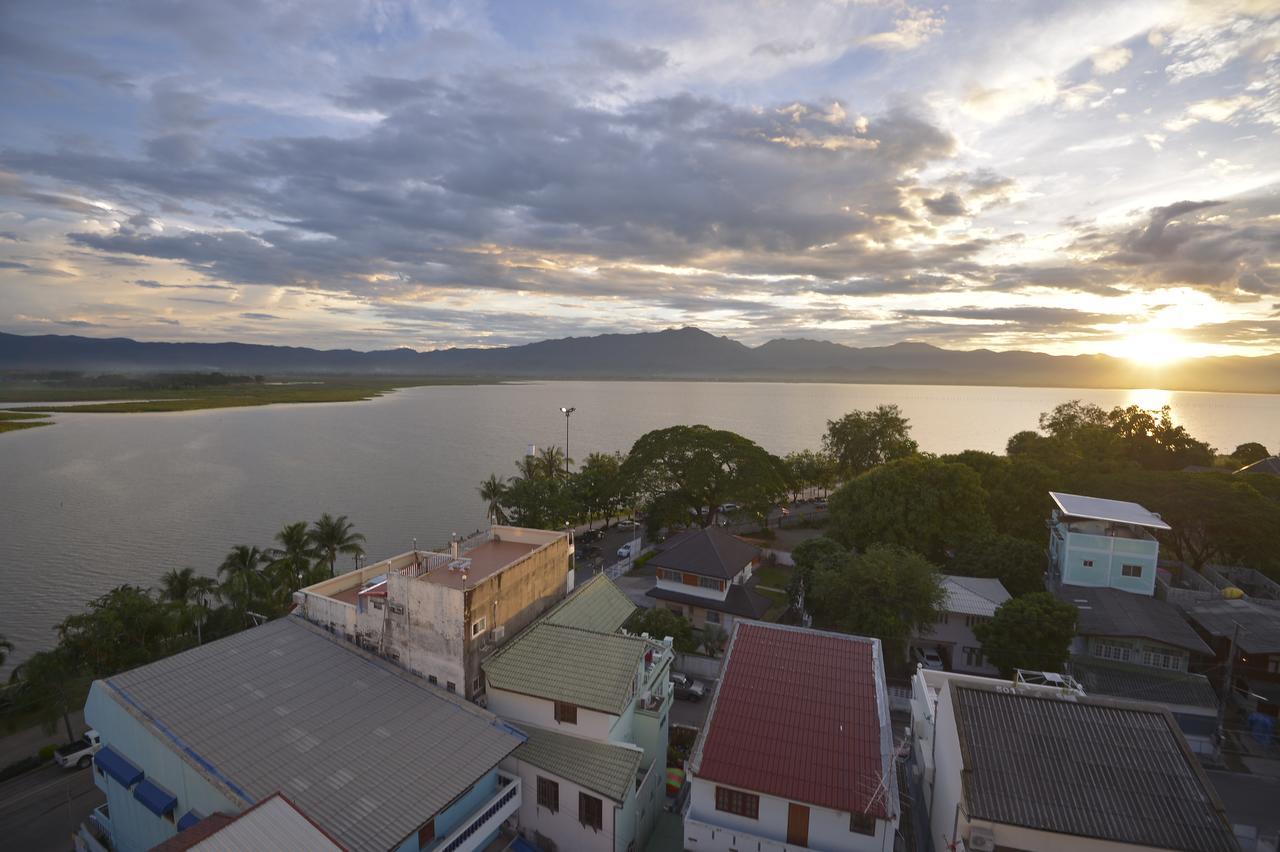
176,810 -> 203,831
133,778 -> 178,816
94,746 -> 143,787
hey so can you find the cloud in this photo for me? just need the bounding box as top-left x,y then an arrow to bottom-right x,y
923,192 -> 967,217
1091,45 -> 1132,75
579,37 -> 669,74
239,312 -> 280,320
862,6 -> 945,51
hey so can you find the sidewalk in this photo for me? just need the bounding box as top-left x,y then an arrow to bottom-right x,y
0,710 -> 85,768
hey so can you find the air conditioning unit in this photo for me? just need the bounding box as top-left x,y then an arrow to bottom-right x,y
968,827 -> 996,852
491,625 -> 506,643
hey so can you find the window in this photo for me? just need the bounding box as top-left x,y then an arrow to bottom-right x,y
699,577 -> 723,591
938,613 -> 949,625
472,617 -> 487,637
1122,564 -> 1143,578
850,811 -> 876,836
963,646 -> 985,668
579,792 -> 603,830
473,675 -> 483,693
446,681 -> 456,693
714,786 -> 759,819
1093,640 -> 1132,662
554,701 -> 578,724
965,615 -> 984,628
418,819 -> 435,846
372,598 -> 385,610
1082,559 -> 1094,568
536,776 -> 559,813
1142,648 -> 1184,671
667,605 -> 684,616
428,674 -> 438,685
705,610 -> 721,625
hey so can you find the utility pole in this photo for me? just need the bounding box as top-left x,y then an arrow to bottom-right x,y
1216,621 -> 1241,742
560,406 -> 575,478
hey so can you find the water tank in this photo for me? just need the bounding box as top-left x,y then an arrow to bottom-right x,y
1223,586 -> 1245,600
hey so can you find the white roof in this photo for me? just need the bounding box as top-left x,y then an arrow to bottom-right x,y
193,795 -> 342,851
940,576 -> 1011,617
1049,492 -> 1171,531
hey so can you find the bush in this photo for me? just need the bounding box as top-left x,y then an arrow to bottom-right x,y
37,744 -> 56,762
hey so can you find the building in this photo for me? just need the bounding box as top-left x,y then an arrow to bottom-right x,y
293,525 -> 574,700
149,793 -> 344,851
1056,584 -> 1218,752
1047,491 -> 1169,595
909,668 -> 1239,852
483,574 -> 670,852
1186,597 -> 1280,714
83,616 -> 525,852
684,621 -> 899,852
1236,456 -> 1280,476
646,526 -> 772,632
913,575 -> 1010,675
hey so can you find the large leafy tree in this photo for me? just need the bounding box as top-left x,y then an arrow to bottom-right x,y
822,404 -> 919,479
942,451 -> 1056,543
1020,400 -> 1213,472
478,474 -> 511,524
786,536 -> 848,611
808,544 -> 945,661
949,534 -> 1046,597
1232,442 -> 1271,466
0,634 -> 11,669
572,451 -> 625,528
626,607 -> 697,654
308,513 -> 366,577
620,425 -> 787,527
1106,404 -> 1214,470
828,456 -> 991,562
973,593 -> 1077,677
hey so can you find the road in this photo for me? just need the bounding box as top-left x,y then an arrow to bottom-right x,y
0,762 -> 101,851
1206,768 -> 1280,842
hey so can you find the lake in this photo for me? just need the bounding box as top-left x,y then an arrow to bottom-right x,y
2,380 -> 1276,669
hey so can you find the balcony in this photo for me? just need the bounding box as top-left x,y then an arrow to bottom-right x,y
432,771 -> 521,852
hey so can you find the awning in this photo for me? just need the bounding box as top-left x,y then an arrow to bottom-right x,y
176,810 -> 203,831
93,746 -> 143,787
133,778 -> 178,816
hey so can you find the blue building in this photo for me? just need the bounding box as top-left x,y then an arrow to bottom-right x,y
1047,491 -> 1169,596
83,616 -> 525,852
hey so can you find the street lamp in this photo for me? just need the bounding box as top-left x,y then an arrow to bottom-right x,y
560,406 -> 576,478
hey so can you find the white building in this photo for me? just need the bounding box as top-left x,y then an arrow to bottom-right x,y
908,668 -> 1237,852
912,575 -> 1010,676
684,621 -> 898,852
1047,492 -> 1168,596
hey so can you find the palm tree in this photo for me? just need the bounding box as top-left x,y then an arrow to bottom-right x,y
218,545 -> 264,623
309,514 -> 366,577
0,634 -> 12,669
159,567 -> 198,604
513,455 -> 541,481
268,521 -> 318,595
478,474 -> 510,524
188,576 -> 217,645
537,445 -> 572,480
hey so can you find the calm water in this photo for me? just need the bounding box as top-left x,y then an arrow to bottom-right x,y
2,381 -> 1276,669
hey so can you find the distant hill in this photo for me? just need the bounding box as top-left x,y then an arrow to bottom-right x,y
1,328 -> 1277,393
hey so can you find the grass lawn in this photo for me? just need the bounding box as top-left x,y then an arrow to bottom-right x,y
752,563 -> 793,590
0,410 -> 52,433
754,585 -> 790,621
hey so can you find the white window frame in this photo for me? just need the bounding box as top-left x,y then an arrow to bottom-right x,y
471,617 -> 487,638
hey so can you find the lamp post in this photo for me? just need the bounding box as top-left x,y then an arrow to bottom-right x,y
560,406 -> 575,479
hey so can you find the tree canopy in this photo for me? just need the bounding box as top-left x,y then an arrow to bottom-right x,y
1232,442 -> 1271,466
973,593 -> 1078,677
949,533 -> 1046,597
626,606 -> 697,654
822,404 -> 919,479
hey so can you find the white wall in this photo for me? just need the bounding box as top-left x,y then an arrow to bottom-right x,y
487,686 -> 619,741
917,613 -> 999,676
503,755 -> 617,852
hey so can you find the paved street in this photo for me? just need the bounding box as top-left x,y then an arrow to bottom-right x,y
1207,768 -> 1280,844
669,693 -> 713,730
0,762 -> 101,852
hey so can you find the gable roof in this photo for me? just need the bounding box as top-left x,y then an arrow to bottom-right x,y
689,621 -> 894,819
1186,598 -> 1280,655
649,527 -> 761,580
99,617 -> 520,852
940,575 -> 1010,617
1059,586 -> 1212,655
1236,456 -> 1280,476
160,794 -> 345,852
483,622 -> 651,714
646,582 -> 773,619
543,574 -> 635,633
950,683 -> 1237,851
1050,491 -> 1171,530
511,725 -> 643,803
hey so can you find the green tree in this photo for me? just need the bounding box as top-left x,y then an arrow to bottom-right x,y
822,404 -> 919,479
572,452 -> 625,528
503,475 -> 574,530
1106,404 -> 1214,470
537,445 -> 572,480
57,586 -> 180,676
308,513 -> 366,577
943,452 -> 1055,543
265,522 -> 319,612
478,474 -> 511,524
626,607 -> 697,654
6,647 -> 80,744
787,536 -> 848,610
973,593 -> 1077,677
1232,442 -> 1271,466
950,534 -> 1046,597
828,456 -> 991,562
808,544 -> 945,661
620,425 -> 787,527
0,635 -> 11,669
218,545 -> 264,623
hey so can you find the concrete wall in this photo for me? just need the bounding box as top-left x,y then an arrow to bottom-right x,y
504,755 -> 618,852
487,687 -> 620,740
654,575 -> 728,603
917,613 -> 999,676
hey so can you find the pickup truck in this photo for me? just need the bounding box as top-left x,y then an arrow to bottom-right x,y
55,730 -> 102,770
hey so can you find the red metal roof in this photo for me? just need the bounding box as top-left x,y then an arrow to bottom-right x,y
692,622 -> 890,818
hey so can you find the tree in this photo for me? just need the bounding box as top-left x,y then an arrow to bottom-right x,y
808,544 -> 945,662
787,536 -> 848,611
1233,442 -> 1271,466
0,635 -> 11,669
536,445 -> 572,480
265,521 -> 320,612
782,450 -> 827,502
308,513 -> 366,577
626,607 -> 697,654
218,545 -> 264,623
973,593 -> 1077,677
700,624 -> 728,657
503,474 -> 573,530
943,452 -> 1056,543
1106,404 -> 1214,470
620,425 -> 787,527
950,534 -> 1046,597
478,474 -> 511,524
827,456 -> 991,562
572,452 -> 625,528
823,405 -> 919,479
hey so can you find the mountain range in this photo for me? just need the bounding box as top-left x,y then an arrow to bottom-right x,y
1,328 -> 1277,394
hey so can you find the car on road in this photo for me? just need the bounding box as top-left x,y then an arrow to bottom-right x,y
913,646 -> 945,671
671,672 -> 707,702
616,518 -> 638,529
577,529 -> 604,543
54,730 -> 101,770
617,543 -> 634,559
720,502 -> 740,514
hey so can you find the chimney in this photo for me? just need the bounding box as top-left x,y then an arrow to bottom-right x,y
450,532 -> 460,559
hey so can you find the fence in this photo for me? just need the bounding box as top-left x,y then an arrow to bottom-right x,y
602,534 -> 646,580
673,652 -> 722,681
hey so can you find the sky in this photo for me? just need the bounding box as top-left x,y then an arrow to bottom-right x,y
1,1 -> 1278,359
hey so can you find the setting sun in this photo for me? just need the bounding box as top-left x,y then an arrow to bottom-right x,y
1108,327 -> 1189,366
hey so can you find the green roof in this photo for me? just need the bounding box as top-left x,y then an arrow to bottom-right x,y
543,574 -> 635,633
513,725 -> 643,803
483,622 -> 648,714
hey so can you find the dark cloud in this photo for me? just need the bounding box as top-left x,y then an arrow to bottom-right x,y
923,191 -> 967,217
898,306 -> 1113,325
752,39 -> 816,57
0,260 -> 30,270
579,37 -> 669,74
239,312 -> 280,320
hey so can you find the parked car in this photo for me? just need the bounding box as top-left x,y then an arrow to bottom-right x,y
617,518 -> 638,529
55,730 -> 102,770
720,502 -> 740,514
913,647 -> 945,671
617,543 -> 634,559
671,672 -> 707,702
813,498 -> 828,510
577,529 -> 604,543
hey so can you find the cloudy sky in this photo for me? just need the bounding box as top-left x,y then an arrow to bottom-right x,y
2,1 -> 1278,358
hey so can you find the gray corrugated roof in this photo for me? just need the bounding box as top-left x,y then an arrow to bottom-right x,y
1236,456 -> 1280,475
650,527 -> 760,580
1186,598 -> 1280,655
646,583 -> 773,618
543,574 -> 635,633
511,725 -> 642,803
940,575 -> 1010,617
1059,586 -> 1212,655
1067,658 -> 1218,710
101,617 -> 520,852
483,622 -> 649,714
951,683 -> 1237,852
1050,491 -> 1171,530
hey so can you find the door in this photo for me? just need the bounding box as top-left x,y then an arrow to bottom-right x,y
787,802 -> 809,847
